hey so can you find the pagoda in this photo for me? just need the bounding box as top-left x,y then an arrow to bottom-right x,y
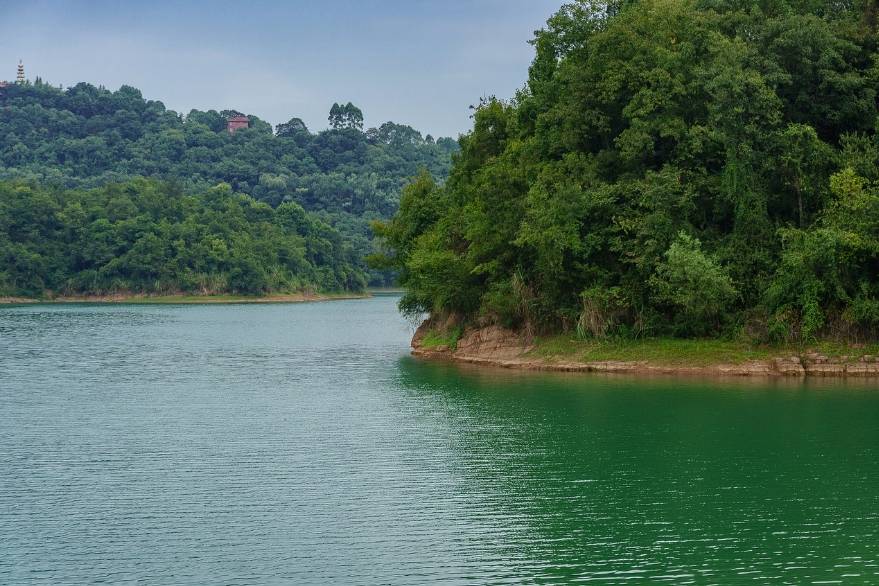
227,114 -> 249,133
16,60 -> 24,84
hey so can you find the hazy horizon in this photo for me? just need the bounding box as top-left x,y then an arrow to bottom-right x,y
1,0 -> 562,137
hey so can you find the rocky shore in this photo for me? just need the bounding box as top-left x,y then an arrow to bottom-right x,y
412,320 -> 879,378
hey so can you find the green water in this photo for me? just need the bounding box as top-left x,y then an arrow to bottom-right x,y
1,297 -> 878,584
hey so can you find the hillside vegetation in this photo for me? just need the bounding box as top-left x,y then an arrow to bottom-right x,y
0,179 -> 364,297
375,0 -> 879,344
0,83 -> 457,286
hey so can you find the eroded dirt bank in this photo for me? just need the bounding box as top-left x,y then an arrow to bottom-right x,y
411,320 -> 879,378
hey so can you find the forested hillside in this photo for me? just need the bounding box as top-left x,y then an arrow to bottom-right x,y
0,82 -> 457,286
375,0 -> 879,343
0,179 -> 364,296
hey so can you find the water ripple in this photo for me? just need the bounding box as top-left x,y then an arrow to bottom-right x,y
1,299 -> 878,584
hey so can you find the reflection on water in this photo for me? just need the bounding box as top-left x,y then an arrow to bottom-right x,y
1,298 -> 878,584
396,359 -> 879,583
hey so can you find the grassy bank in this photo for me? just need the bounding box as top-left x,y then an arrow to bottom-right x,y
528,335 -> 879,366
0,292 -> 369,305
413,323 -> 879,377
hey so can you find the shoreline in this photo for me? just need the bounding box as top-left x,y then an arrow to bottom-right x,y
0,292 -> 370,305
412,322 -> 879,379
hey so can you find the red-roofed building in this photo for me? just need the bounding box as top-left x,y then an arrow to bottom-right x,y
227,115 -> 249,133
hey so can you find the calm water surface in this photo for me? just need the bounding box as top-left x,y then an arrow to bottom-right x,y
2,297 -> 879,584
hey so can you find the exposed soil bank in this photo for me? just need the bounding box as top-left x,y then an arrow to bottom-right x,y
412,320 -> 879,378
0,292 -> 369,305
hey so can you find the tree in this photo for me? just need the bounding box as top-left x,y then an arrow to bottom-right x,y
328,102 -> 364,131
649,233 -> 738,334
275,117 -> 309,137
328,103 -> 344,130
342,102 -> 364,131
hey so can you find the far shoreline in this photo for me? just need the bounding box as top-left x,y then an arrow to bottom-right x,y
0,292 -> 371,305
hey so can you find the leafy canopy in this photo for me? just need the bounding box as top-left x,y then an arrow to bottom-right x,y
0,179 -> 366,296
0,83 -> 458,287
374,0 -> 879,342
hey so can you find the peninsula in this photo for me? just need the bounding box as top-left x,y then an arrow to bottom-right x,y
372,1 -> 879,375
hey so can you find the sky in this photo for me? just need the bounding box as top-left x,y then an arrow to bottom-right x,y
0,0 -> 562,138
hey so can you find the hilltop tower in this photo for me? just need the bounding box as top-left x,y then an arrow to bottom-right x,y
226,114 -> 249,133
16,60 -> 24,84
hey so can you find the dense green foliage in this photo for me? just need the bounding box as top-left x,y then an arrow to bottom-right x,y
0,82 -> 457,285
0,179 -> 365,296
375,0 -> 879,342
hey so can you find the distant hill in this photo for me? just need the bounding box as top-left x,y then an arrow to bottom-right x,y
0,81 -> 458,285
0,178 -> 367,297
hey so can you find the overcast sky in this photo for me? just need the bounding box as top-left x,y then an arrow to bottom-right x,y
0,0 -> 562,137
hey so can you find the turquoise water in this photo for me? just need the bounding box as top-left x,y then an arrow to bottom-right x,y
1,297 -> 878,584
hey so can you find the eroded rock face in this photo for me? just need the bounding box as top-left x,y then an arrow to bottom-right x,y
799,354 -> 879,376
772,357 -> 806,376
804,363 -> 846,376
411,318 -> 437,352
412,320 -> 532,360
845,363 -> 879,376
455,325 -> 532,360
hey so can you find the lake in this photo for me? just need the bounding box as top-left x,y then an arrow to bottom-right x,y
2,296 -> 878,584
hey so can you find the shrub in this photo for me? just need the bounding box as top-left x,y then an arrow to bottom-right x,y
649,232 -> 738,335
